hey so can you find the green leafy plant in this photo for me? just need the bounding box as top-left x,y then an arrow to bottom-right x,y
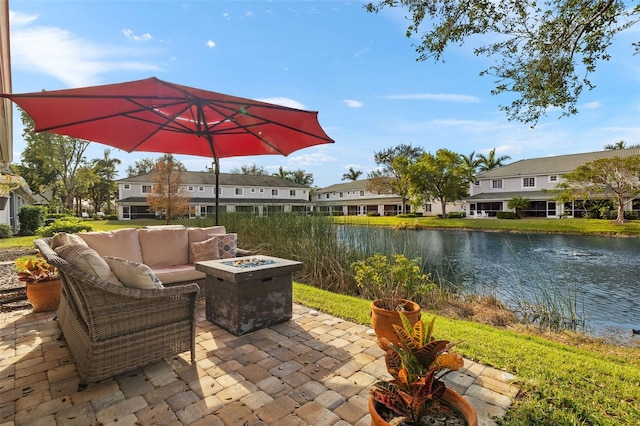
37,217 -> 94,237
352,253 -> 434,310
15,255 -> 59,283
371,313 -> 464,424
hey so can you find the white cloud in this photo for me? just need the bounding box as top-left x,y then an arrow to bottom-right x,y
285,151 -> 336,166
353,47 -> 370,58
9,14 -> 161,87
256,97 -> 306,110
384,93 -> 481,103
122,29 -> 152,41
206,40 -> 216,48
9,11 -> 37,26
343,99 -> 363,108
581,101 -> 601,110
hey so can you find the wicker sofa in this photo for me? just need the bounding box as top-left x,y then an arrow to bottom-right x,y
35,237 -> 199,388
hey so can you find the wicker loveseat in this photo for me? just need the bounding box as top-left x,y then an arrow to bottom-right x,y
34,238 -> 199,388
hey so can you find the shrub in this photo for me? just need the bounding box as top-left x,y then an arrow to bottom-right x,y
446,212 -> 465,218
18,205 -> 47,236
497,211 -> 518,219
366,212 -> 380,216
37,217 -> 94,237
0,224 -> 13,238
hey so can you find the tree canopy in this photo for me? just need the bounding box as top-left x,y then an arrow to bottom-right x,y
366,0 -> 639,125
554,155 -> 640,223
147,155 -> 190,224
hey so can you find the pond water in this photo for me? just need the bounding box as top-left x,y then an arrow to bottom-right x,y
339,226 -> 640,341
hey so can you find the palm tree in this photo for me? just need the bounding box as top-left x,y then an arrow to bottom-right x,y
273,166 -> 290,180
604,140 -> 627,150
341,167 -> 362,181
477,148 -> 511,172
92,149 -> 121,214
507,196 -> 531,218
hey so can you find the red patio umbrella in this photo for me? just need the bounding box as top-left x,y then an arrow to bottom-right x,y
2,77 -> 334,223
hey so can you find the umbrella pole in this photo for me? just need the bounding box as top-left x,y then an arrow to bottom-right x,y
214,157 -> 220,226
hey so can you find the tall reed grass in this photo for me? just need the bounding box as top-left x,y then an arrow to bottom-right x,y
191,213 -> 585,332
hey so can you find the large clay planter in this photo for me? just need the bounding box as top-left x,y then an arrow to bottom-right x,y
369,388 -> 478,426
26,279 -> 62,312
370,298 -> 421,349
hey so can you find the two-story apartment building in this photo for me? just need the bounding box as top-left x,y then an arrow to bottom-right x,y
313,179 -> 463,216
116,171 -> 312,220
465,147 -> 640,217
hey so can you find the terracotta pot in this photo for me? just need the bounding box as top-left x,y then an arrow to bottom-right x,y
26,279 -> 62,312
369,388 -> 478,426
370,298 -> 421,349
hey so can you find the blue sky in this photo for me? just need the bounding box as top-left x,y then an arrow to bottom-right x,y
7,1 -> 640,188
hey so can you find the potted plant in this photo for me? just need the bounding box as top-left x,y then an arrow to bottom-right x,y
352,253 -> 433,348
15,255 -> 61,312
369,313 -> 478,426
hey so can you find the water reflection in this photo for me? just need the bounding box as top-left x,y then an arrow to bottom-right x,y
339,226 -> 640,339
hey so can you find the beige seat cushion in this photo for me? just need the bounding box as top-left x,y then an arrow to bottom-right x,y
54,244 -> 123,287
50,232 -> 89,250
104,256 -> 163,290
153,265 -> 206,285
77,228 -> 144,263
138,228 -> 189,267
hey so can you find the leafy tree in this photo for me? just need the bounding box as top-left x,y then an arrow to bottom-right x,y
147,155 -> 190,224
342,167 -> 363,181
231,163 -> 269,175
365,0 -> 639,125
477,148 -> 511,172
126,158 -> 159,177
368,144 -> 425,214
19,109 -> 90,209
508,196 -> 531,218
555,155 -> 640,223
91,149 -> 121,214
286,169 -> 314,186
407,149 -> 469,216
74,166 -> 100,216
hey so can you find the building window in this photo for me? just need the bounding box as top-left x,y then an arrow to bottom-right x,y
549,175 -> 558,182
474,180 -> 480,186
260,188 -> 264,193
491,179 -> 503,189
523,177 -> 536,188
339,192 -> 343,198
123,184 -> 130,190
290,190 -> 296,196
360,190 -> 365,196
251,188 -> 256,193
141,185 -> 152,193
326,194 -> 330,199
425,204 -> 432,212
214,187 -> 221,195
272,189 -> 278,196
188,185 -> 194,192
235,188 -> 243,196
198,186 -> 204,192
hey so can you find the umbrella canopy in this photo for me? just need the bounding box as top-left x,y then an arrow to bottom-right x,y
2,77 -> 334,223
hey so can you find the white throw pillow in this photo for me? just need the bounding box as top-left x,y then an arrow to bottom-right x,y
103,256 -> 164,290
55,244 -> 123,287
189,237 -> 221,263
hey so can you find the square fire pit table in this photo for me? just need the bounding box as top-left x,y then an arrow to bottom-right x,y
195,255 -> 303,335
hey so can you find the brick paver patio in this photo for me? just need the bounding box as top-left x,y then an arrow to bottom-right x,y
1,304 -> 519,425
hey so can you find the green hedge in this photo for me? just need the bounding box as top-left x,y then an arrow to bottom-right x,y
497,211 -> 518,219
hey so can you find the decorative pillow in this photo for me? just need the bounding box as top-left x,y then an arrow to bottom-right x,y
189,237 -> 220,263
217,233 -> 238,259
50,232 -> 88,250
103,256 -> 164,290
55,244 -> 123,287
